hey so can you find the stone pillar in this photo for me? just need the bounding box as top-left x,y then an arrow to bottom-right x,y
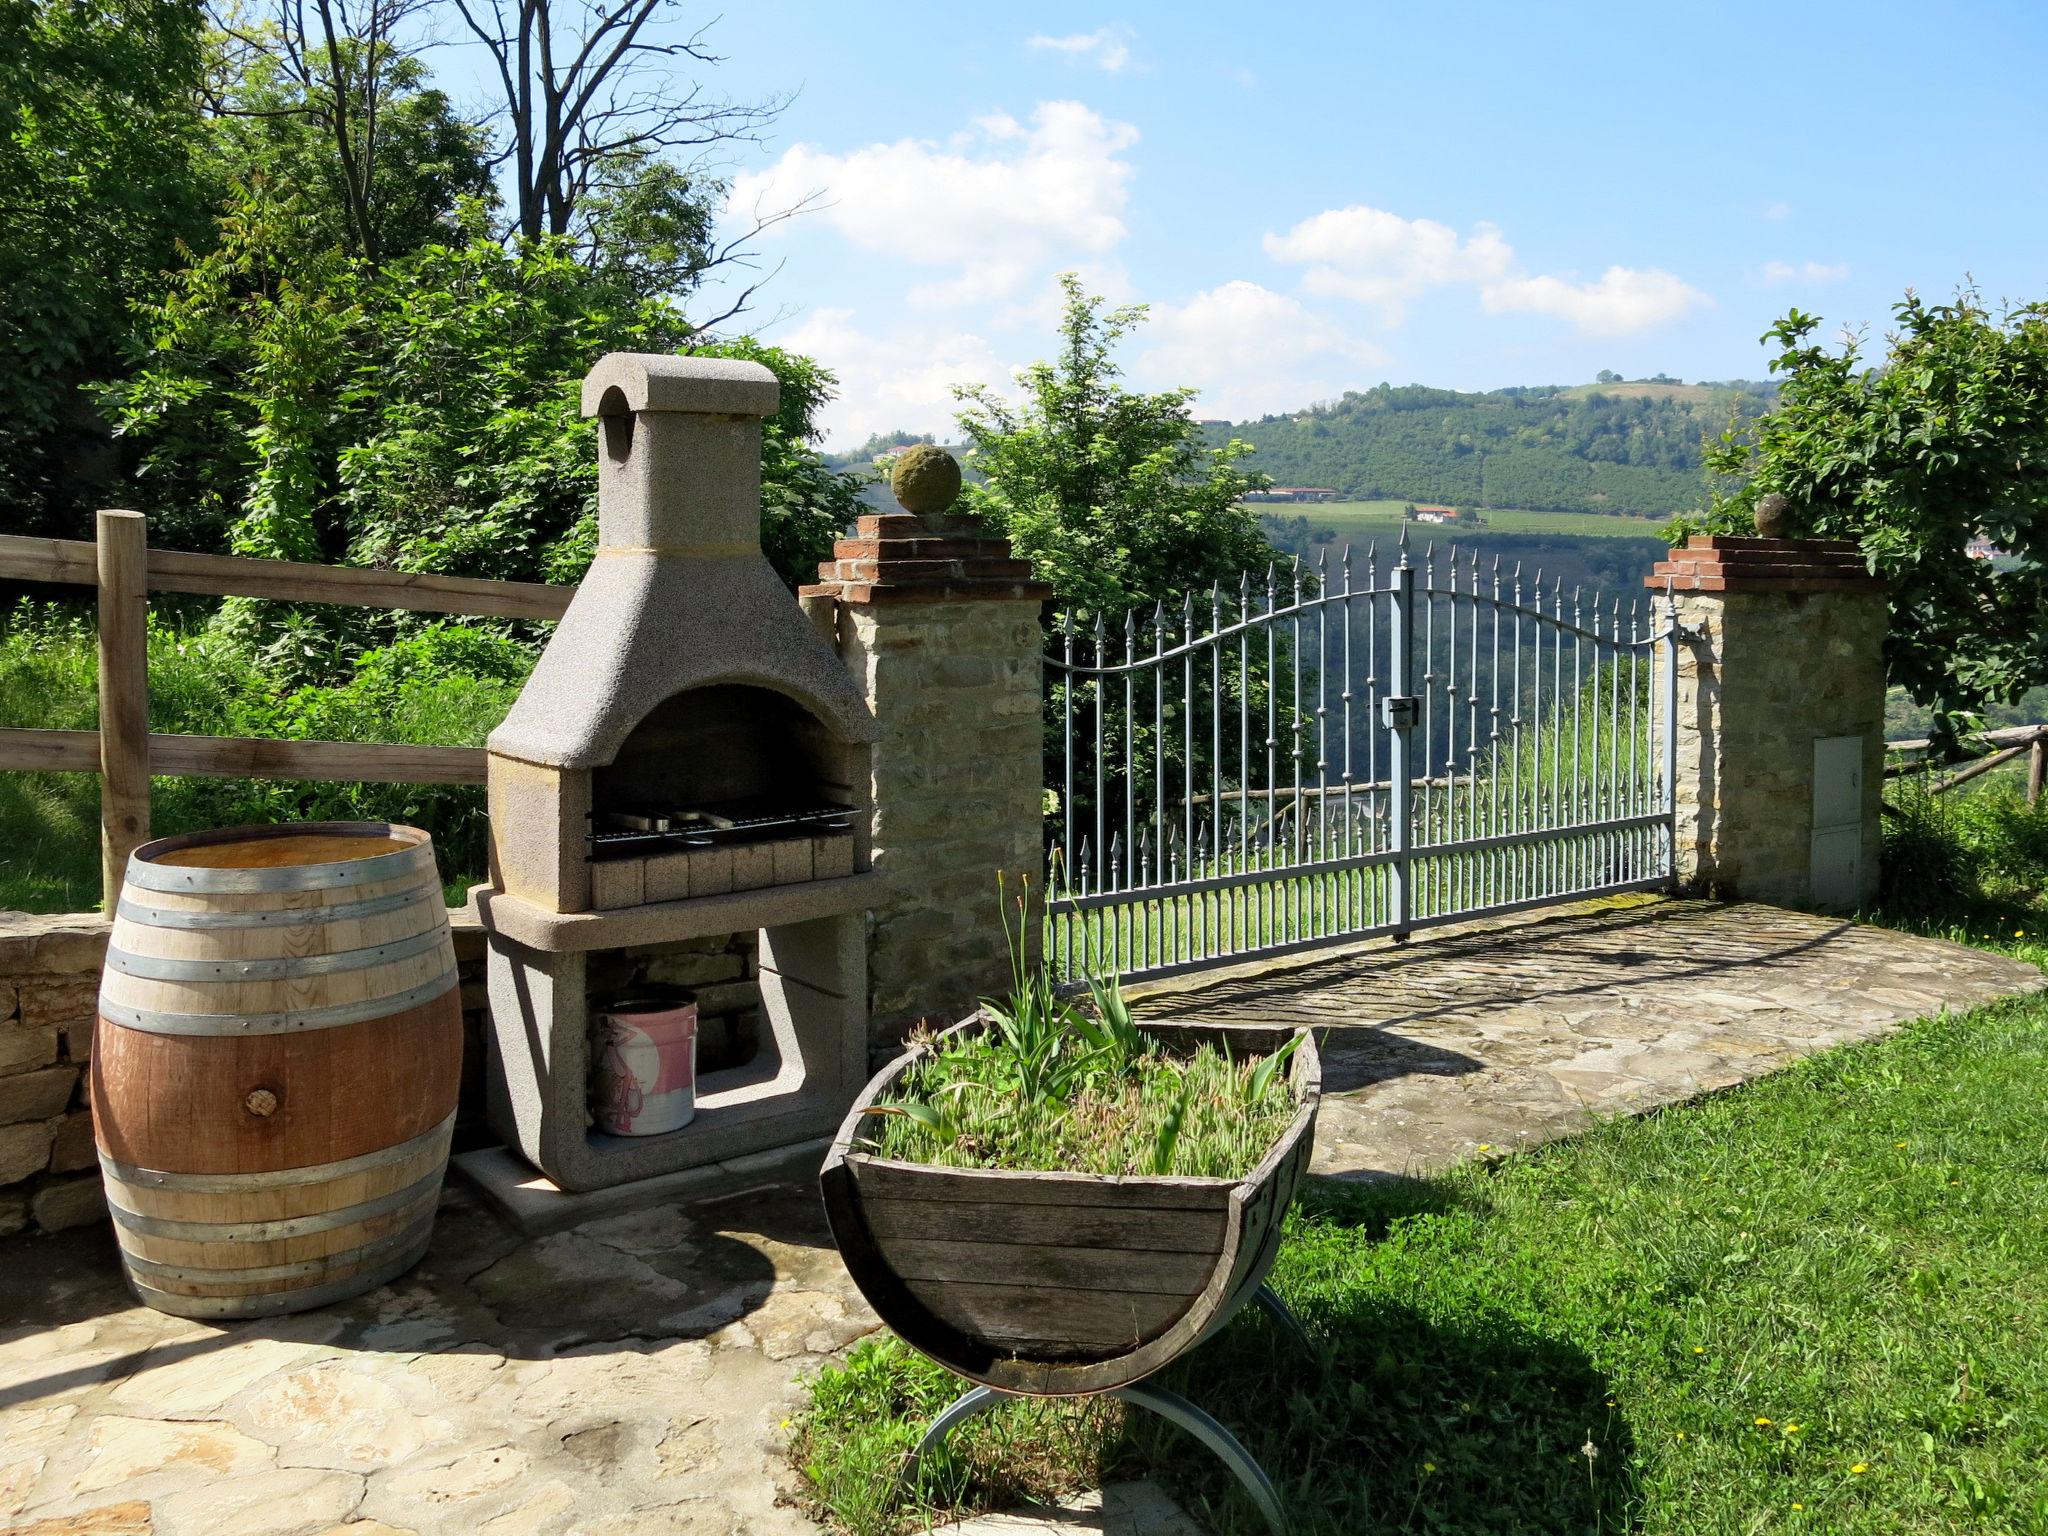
802,508 -> 1051,1046
1651,536 -> 1888,909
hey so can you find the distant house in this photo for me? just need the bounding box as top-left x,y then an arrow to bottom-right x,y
1966,535 -> 2003,560
1246,486 -> 1340,504
1411,504 -> 1457,524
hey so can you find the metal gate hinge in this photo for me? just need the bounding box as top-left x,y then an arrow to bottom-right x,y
1380,695 -> 1421,731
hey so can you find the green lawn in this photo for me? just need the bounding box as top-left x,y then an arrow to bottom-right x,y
795,985 -> 2048,1535
794,772 -> 2048,1535
1267,500 -> 1675,540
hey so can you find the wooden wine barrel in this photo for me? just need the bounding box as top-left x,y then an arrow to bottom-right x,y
821,1018 -> 1320,1397
91,821 -> 462,1320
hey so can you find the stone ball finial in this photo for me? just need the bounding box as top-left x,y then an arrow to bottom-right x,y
891,444 -> 962,518
1753,492 -> 1794,540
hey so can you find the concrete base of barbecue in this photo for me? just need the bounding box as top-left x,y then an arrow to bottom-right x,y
477,898 -> 869,1193
450,1134 -> 833,1236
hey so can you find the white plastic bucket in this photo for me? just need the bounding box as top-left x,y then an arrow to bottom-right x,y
592,994 -> 698,1135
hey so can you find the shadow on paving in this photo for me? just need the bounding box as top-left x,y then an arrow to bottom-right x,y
1136,899 -> 1853,1034
1111,1178 -> 1638,1535
0,1179 -> 837,1413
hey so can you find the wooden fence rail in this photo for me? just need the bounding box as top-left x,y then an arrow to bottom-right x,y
1885,721 -> 2048,803
0,511 -> 573,903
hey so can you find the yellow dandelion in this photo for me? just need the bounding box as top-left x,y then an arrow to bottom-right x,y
1850,1463 -> 1868,1475
1422,1461 -> 1436,1474
1792,1503 -> 1804,1512
1755,1417 -> 1773,1427
1895,1141 -> 1908,1149
1676,1431 -> 1686,1441
1693,1346 -> 1706,1355
1476,1143 -> 1492,1152
1785,1423 -> 1801,1434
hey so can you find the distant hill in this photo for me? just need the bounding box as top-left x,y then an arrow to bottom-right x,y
1209,379 -> 1775,520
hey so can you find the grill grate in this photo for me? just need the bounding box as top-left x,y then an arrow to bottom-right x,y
589,798 -> 853,859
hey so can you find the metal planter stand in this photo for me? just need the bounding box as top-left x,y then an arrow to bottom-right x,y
904,1284 -> 1314,1535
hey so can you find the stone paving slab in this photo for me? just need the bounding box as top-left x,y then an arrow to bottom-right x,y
1132,898 -> 2044,1180
0,1184 -> 877,1536
0,901 -> 2038,1536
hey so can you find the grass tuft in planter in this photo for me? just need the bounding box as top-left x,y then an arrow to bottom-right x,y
861,879 -> 1303,1179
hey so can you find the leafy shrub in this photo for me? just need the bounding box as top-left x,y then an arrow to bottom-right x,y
866,886 -> 1303,1178
0,605 -> 528,910
1881,768 -> 2048,926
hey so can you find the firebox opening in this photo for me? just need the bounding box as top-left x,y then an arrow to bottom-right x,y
596,683 -> 846,814
584,685 -> 858,899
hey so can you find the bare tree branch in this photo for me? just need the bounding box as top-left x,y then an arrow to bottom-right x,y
445,0 -> 794,295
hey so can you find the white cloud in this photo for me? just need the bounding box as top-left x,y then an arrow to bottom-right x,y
1026,26 -> 1132,72
1267,201 -> 1708,337
727,102 -> 1139,307
1136,281 -> 1389,421
1762,259 -> 1849,285
775,308 -> 1009,449
1480,267 -> 1709,336
1263,205 -> 1514,324
1764,201 -> 1793,220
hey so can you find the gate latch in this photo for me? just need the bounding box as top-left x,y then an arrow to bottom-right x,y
1380,695 -> 1421,731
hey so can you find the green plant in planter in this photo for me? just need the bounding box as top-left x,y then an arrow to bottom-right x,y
864,876 -> 1303,1179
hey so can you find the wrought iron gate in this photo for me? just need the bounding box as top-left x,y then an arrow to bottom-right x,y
1044,537 -> 1677,984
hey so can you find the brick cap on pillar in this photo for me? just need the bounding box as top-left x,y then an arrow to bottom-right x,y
800,513 -> 1055,605
1648,535 -> 1887,594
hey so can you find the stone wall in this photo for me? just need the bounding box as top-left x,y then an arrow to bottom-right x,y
0,913 -> 112,1237
840,600 -> 1046,1037
802,512 -> 1052,1045
0,910 -> 760,1237
1652,538 -> 1889,907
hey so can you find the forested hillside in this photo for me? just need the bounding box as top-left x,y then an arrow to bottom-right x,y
1214,381 -> 1774,518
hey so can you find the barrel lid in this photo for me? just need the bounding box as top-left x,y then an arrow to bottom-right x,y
124,822 -> 437,895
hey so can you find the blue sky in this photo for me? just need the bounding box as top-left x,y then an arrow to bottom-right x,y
533,1 -> 2048,444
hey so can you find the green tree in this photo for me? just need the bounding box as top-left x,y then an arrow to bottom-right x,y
954,274 -> 1272,615
0,0 -> 211,535
1689,290 -> 2048,747
102,188 -> 858,674
198,27 -> 494,266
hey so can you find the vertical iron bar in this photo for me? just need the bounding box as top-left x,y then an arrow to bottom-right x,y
1341,548 -> 1356,934
1389,554 -> 1414,939
1488,559 -> 1502,907
1662,579 -> 1679,883
1062,613 -> 1075,978
1463,551 -> 1478,913
1318,557 -> 1335,937
1123,611 -> 1135,894
1572,585 -> 1583,892
1094,613 -> 1106,905
1253,565 -> 1269,950
1290,561 -> 1304,939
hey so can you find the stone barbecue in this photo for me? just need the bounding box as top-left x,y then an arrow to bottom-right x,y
471,353 -> 879,1193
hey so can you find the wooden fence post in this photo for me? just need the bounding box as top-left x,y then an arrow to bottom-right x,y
97,510 -> 150,907
2030,732 -> 2046,806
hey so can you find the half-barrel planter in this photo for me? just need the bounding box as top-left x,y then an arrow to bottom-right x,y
821,1019 -> 1322,1532
92,822 -> 461,1319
